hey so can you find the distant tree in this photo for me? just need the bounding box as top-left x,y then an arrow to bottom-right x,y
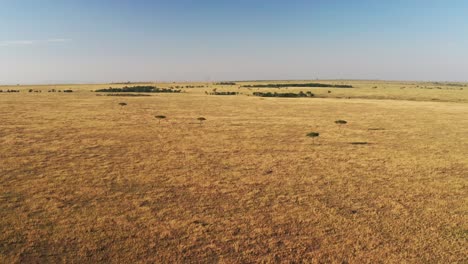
155,115 -> 166,124
335,120 -> 347,132
306,132 -> 320,145
197,117 -> 206,125
118,102 -> 127,107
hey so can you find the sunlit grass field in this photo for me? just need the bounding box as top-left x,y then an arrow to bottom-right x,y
1,80 -> 467,263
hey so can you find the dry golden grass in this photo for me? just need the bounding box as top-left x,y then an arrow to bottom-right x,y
1,81 -> 467,263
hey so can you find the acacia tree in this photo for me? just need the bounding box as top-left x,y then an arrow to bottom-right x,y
155,115 -> 166,124
197,117 -> 206,125
335,120 -> 347,133
306,132 -> 320,145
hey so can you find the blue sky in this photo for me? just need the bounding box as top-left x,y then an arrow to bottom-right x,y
1,0 -> 468,83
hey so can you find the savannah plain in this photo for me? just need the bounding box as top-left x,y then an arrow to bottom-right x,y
0,80 -> 467,263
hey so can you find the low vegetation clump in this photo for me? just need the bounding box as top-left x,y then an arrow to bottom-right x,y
95,86 -> 182,93
253,91 -> 314,98
243,83 -> 352,88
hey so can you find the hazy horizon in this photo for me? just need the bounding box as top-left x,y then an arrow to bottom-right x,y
2,0 -> 468,84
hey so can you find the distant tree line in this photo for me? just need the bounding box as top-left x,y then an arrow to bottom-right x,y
215,82 -> 236,85
208,91 -> 239,95
253,91 -> 314,98
432,82 -> 467,87
47,89 -> 73,92
242,83 -> 353,88
170,85 -> 204,89
100,93 -> 152,97
0,89 -> 20,93
95,86 -> 182,93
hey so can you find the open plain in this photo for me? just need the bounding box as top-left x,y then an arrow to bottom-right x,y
1,80 -> 467,263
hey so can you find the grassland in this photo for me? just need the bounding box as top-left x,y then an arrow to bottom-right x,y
1,80 -> 467,263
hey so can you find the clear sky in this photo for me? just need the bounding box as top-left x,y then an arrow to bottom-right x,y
1,0 -> 468,84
